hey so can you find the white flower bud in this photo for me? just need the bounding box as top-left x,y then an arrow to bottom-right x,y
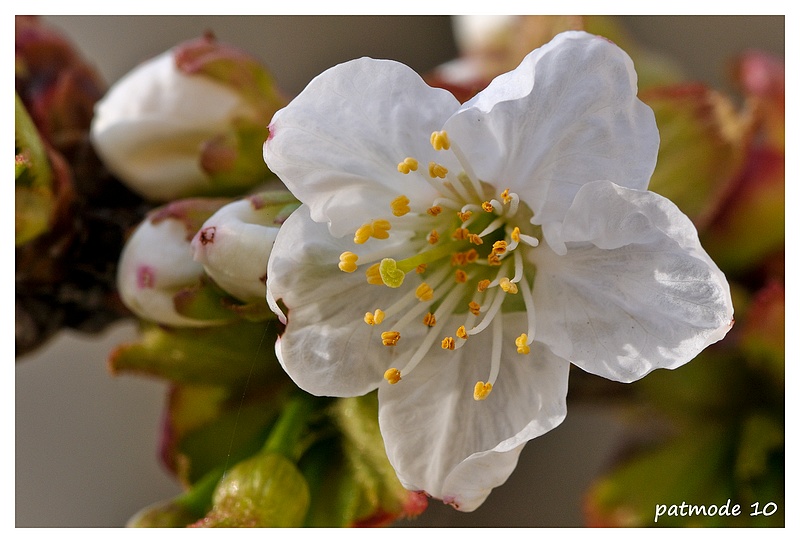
191,196 -> 284,303
90,35 -> 285,202
118,214 -> 212,327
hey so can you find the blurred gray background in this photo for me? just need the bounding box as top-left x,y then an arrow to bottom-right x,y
16,15 -> 784,528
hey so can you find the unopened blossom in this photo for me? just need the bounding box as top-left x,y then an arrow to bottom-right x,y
191,192 -> 298,303
90,34 -> 285,202
264,32 -> 733,511
117,199 -> 228,326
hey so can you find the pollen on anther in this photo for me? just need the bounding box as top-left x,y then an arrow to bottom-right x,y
371,219 -> 391,239
381,331 -> 401,346
511,227 -> 521,242
465,249 -> 479,263
338,251 -> 358,273
384,368 -> 402,384
428,230 -> 440,244
456,326 -> 468,339
391,195 -> 411,216
397,157 -> 419,174
481,201 -> 494,213
455,270 -> 468,283
515,334 -> 531,354
457,211 -> 472,222
365,263 -> 383,285
501,188 -> 512,204
500,277 -> 518,294
477,279 -> 491,292
492,240 -> 508,254
441,337 -> 455,350
423,312 -> 437,327
416,283 -> 434,301
430,130 -> 450,151
416,264 -> 427,274
364,309 -> 385,326
429,162 -> 448,179
354,224 -> 373,244
468,233 -> 483,245
473,381 -> 493,401
427,205 -> 442,216
452,228 -> 468,240
488,253 -> 502,266
468,301 -> 481,315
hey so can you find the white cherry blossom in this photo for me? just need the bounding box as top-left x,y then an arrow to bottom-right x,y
263,31 -> 734,511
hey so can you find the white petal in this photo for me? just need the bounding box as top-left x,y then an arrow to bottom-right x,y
444,31 -> 658,227
378,314 -> 569,511
264,58 -> 461,237
267,205 -> 428,397
532,181 -> 734,382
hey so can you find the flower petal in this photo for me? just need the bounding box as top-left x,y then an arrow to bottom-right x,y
532,180 -> 734,382
264,57 -> 461,237
444,31 -> 658,228
267,205 -> 427,397
378,315 -> 569,511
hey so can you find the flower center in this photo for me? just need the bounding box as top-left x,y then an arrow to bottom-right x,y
337,130 -> 541,401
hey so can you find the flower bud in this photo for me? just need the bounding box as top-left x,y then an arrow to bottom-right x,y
90,33 -> 286,201
191,191 -> 298,303
117,198 -> 229,326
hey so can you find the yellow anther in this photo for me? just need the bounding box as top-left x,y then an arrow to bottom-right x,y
455,269 -> 468,283
384,368 -> 402,384
457,210 -> 472,222
451,252 -> 466,266
381,331 -> 401,346
354,223 -> 373,244
338,251 -> 358,273
501,188 -> 512,204
468,233 -> 484,245
430,130 -> 451,151
365,263 -> 383,285
488,253 -> 502,266
473,381 -> 493,401
456,326 -> 468,340
465,249 -> 479,263
391,195 -> 411,216
397,157 -> 419,174
492,240 -> 508,254
477,279 -> 491,292
468,301 -> 481,315
427,205 -> 442,216
511,226 -> 521,242
481,201 -> 494,213
428,230 -> 440,244
516,334 -> 531,354
452,228 -> 469,240
416,282 -> 434,301
500,277 -> 518,294
441,337 -> 455,350
372,219 -> 391,239
423,312 -> 437,327
416,263 -> 427,274
363,309 -> 385,326
428,162 -> 448,179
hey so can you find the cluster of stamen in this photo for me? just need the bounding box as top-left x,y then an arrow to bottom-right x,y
338,130 -> 540,401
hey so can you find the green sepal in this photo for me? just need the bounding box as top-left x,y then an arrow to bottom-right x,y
108,319 -> 283,386
642,84 -> 751,228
